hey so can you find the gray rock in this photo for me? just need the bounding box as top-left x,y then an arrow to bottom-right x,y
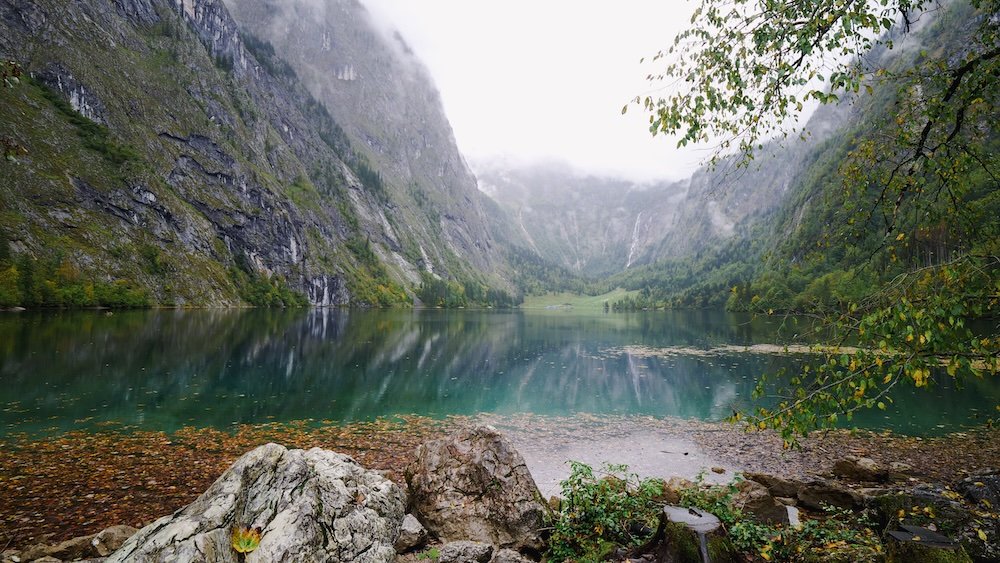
745,472 -> 801,499
107,443 -> 405,562
733,480 -> 789,525
957,469 -> 1000,508
656,476 -> 695,505
890,461 -> 914,474
20,533 -> 92,562
20,524 -> 139,562
833,455 -> 886,482
91,526 -> 138,557
955,472 -> 1000,562
405,426 -> 548,551
394,514 -> 429,554
797,480 -> 863,511
437,541 -> 493,563
490,548 -> 533,563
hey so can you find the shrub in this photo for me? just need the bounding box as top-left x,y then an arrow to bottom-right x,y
548,462 -> 663,562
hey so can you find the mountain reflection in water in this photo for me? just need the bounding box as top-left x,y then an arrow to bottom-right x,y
1,309 -> 996,436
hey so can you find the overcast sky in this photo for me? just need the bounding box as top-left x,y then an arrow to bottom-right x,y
359,0 -> 704,182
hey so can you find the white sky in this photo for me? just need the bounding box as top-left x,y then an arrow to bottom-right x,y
359,0 -> 705,182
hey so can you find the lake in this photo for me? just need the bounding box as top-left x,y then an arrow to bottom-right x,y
1,308 -> 997,436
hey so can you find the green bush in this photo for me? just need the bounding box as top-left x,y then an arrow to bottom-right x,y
0,255 -> 150,308
230,267 -> 307,308
548,462 -> 663,562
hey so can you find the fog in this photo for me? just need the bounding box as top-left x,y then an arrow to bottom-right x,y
359,0 -> 708,183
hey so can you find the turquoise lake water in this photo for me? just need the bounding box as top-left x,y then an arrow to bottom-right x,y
1,308 -> 997,436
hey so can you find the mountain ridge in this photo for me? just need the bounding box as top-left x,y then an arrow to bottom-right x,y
0,0 -> 518,308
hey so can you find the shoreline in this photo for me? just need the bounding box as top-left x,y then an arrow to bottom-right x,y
2,414 -> 998,552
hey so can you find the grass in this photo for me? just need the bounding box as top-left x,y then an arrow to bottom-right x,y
521,288 -> 638,311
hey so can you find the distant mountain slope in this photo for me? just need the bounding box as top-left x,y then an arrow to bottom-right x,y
0,0 -> 515,307
480,0 -> 997,311
477,102 -> 844,278
605,2 -> 999,310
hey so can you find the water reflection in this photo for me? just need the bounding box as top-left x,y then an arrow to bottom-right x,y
0,309 -> 995,436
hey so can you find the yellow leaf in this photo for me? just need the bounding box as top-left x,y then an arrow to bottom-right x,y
232,527 -> 262,554
896,232 -> 905,241
978,529 -> 988,541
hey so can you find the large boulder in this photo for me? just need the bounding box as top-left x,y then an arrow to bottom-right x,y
108,443 -> 405,562
405,426 -> 548,552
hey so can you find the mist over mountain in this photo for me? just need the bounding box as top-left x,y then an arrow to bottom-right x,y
0,0 -> 993,313
475,99 -> 849,280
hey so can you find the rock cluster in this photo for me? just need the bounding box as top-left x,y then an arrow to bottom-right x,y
7,431 -> 997,563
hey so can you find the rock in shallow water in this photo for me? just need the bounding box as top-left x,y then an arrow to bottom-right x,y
107,443 -> 405,563
405,426 -> 548,552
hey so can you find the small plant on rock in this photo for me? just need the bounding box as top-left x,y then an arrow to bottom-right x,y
416,546 -> 440,561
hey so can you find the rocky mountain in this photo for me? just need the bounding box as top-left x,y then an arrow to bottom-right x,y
223,0 -> 509,282
0,0 -> 514,308
476,102 -> 845,279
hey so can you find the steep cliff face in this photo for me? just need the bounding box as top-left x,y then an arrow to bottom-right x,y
223,0 -> 510,284
0,0 -> 511,307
